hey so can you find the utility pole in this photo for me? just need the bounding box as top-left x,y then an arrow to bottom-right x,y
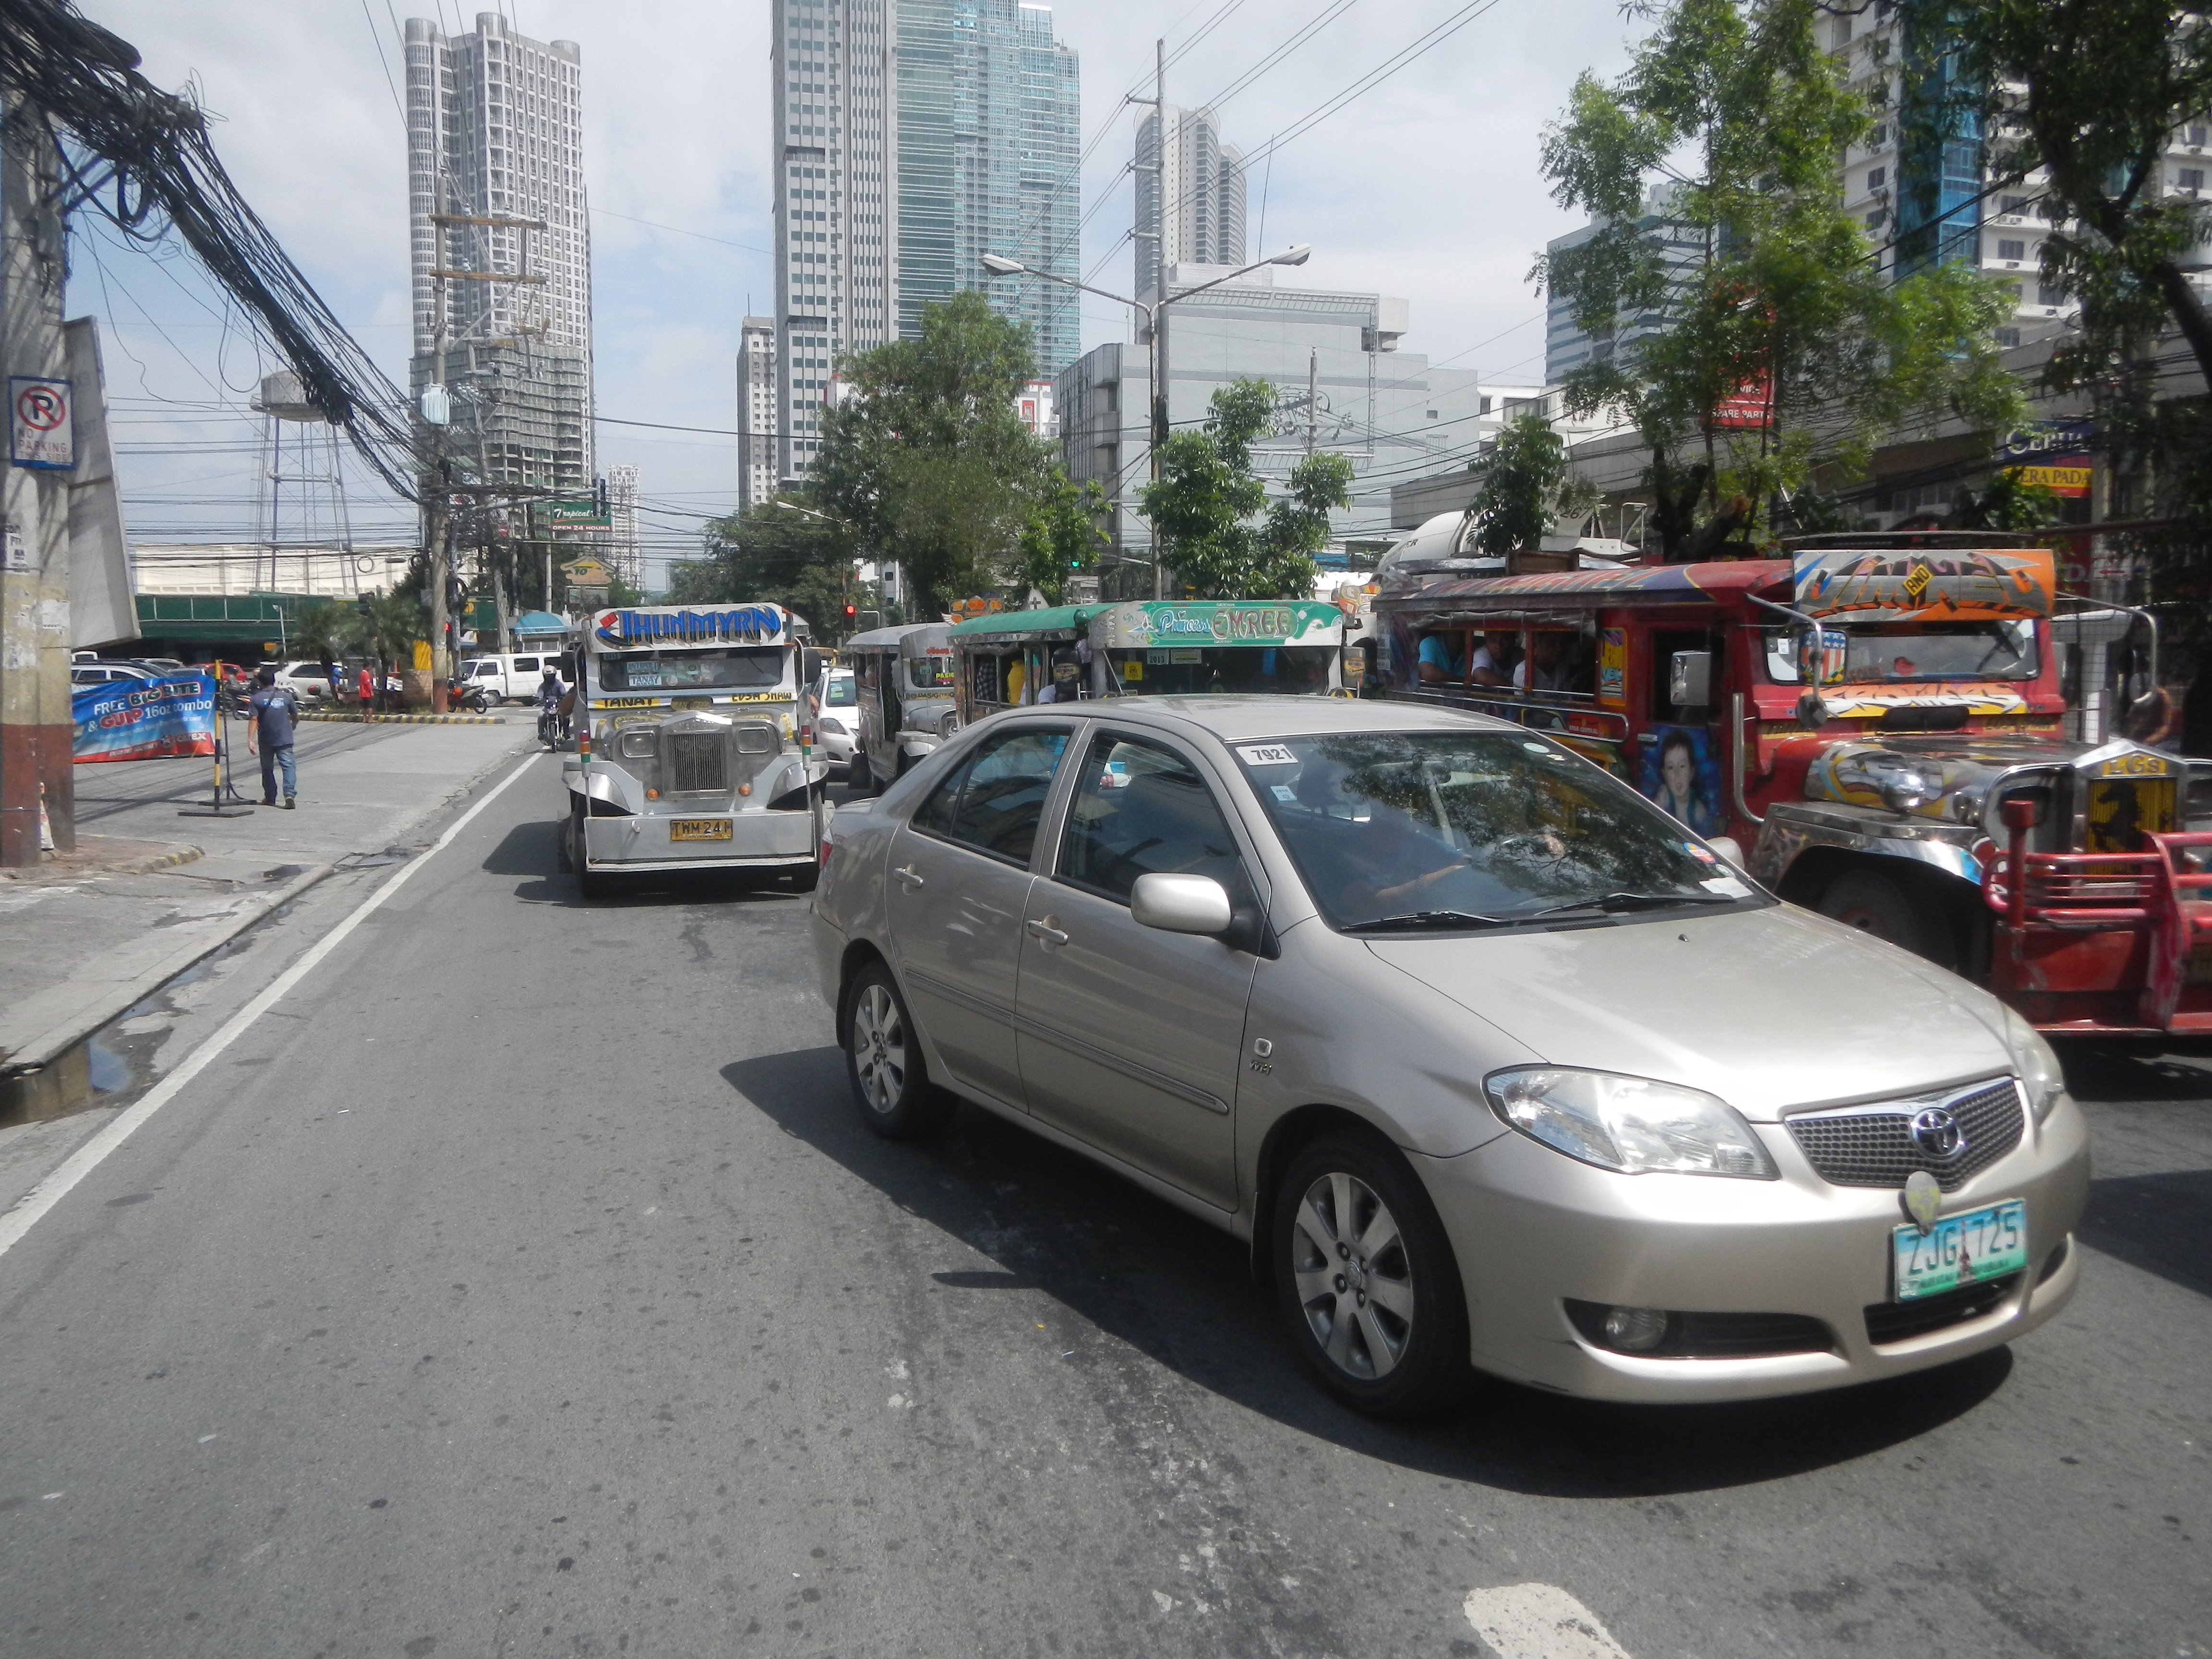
1306,347 -> 1318,455
1128,40 -> 1173,600
0,101 -> 72,865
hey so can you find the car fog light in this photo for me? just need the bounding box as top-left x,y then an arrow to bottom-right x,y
1601,1306 -> 1670,1352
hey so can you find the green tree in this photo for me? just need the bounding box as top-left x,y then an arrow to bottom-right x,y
812,291 -> 1053,619
1464,413 -> 1602,554
288,598 -> 358,669
356,588 -> 428,677
1014,473 -> 1111,606
1948,469 -> 2062,533
1535,0 -> 2025,557
1141,378 -> 1354,599
673,501 -> 855,637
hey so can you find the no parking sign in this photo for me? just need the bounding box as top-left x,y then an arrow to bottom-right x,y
9,375 -> 72,470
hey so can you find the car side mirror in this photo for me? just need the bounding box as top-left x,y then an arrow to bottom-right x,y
1130,872 -> 1233,936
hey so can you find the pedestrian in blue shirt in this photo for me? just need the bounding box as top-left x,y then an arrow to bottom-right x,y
245,666 -> 300,809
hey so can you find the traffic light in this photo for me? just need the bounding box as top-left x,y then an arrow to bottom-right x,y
843,602 -> 857,623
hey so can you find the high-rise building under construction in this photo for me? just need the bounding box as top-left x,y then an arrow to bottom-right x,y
405,13 -> 594,495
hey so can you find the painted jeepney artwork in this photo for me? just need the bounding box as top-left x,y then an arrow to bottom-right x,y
1791,545 -> 2057,623
1640,724 -> 1723,836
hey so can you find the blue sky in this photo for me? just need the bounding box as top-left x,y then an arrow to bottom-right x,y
72,0 -> 1637,586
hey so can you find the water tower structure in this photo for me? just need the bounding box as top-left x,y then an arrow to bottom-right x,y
252,371 -> 361,597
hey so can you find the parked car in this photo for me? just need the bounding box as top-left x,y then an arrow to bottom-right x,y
810,696 -> 2087,1415
70,661 -> 157,685
460,651 -> 562,703
274,660 -> 340,700
813,664 -> 858,767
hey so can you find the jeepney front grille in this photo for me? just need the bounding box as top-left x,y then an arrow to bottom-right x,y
667,731 -> 728,794
1785,1079 -> 2023,1191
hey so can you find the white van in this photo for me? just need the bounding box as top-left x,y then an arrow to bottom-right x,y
460,652 -> 564,703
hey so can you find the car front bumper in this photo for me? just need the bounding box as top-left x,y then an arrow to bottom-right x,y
1417,1094 -> 2090,1402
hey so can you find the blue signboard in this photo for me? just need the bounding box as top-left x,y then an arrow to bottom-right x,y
72,673 -> 217,764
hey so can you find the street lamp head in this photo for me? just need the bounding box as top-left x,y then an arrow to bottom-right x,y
1270,244 -> 1313,267
981,253 -> 1026,276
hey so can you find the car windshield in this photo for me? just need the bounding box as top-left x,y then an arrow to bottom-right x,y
592,648 -> 786,692
1763,621 -> 2039,683
1236,731 -> 1756,930
822,675 -> 856,706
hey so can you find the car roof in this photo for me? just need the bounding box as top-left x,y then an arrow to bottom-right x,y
993,694 -> 1517,743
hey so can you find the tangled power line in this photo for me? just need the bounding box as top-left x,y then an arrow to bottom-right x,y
0,0 -> 419,500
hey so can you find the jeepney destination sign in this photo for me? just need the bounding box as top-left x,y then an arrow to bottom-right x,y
592,604 -> 790,647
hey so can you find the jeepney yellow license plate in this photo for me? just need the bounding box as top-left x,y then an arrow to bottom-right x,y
669,818 -> 733,841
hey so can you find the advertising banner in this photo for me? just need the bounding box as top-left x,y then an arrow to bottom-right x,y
1792,545 -> 2056,622
72,673 -> 217,764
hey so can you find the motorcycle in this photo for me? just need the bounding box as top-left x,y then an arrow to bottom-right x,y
457,680 -> 501,714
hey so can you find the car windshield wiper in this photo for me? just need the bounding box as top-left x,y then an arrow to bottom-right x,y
1528,890 -> 1738,919
1341,909 -> 1517,933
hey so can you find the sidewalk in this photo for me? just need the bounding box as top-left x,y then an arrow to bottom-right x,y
0,714 -> 535,1111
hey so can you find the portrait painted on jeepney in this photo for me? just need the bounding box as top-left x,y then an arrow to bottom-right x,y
1640,724 -> 1723,837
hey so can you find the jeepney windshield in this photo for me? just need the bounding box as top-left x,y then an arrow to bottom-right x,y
592,647 -> 788,693
1762,620 -> 2040,684
907,653 -> 957,692
1110,645 -> 1333,695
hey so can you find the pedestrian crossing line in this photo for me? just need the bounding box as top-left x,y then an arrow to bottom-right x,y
0,751 -> 544,1265
1463,1584 -> 1635,1659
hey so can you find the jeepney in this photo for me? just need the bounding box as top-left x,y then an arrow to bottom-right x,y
559,603 -> 829,896
949,599 -> 1348,720
1376,532 -> 2212,1036
842,622 -> 959,791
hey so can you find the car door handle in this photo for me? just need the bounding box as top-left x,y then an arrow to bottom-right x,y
893,864 -> 925,890
1025,917 -> 1070,947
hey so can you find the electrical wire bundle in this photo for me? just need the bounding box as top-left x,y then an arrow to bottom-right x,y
0,0 -> 420,500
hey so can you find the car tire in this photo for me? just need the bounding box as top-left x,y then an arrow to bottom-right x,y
1817,868 -> 1953,969
1272,1130 -> 1476,1419
842,964 -> 956,1141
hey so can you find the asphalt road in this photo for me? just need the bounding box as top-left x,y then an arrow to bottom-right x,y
0,752 -> 2205,1658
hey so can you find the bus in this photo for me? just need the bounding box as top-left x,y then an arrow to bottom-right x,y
559,602 -> 828,896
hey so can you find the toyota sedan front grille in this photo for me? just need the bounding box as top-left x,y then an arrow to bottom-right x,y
666,731 -> 728,794
1785,1079 -> 2023,1191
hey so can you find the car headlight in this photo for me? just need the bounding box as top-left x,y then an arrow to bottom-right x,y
817,715 -> 845,735
1484,1068 -> 1778,1178
2003,1007 -> 2068,1123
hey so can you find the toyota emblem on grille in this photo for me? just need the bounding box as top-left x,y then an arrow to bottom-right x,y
1909,1106 -> 1966,1159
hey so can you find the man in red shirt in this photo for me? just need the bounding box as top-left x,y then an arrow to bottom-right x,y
356,665 -> 374,718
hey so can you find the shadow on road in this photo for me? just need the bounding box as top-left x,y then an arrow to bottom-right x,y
2058,1042 -> 2212,1102
723,1044 -> 2012,1499
489,817 -> 814,910
2082,1169 -> 2212,1298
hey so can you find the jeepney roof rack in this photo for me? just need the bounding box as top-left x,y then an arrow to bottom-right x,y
1779,531 -> 2054,552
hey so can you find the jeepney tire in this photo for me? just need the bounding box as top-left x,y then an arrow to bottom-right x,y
1817,868 -> 1954,970
842,963 -> 956,1141
556,808 -> 575,873
848,752 -> 871,793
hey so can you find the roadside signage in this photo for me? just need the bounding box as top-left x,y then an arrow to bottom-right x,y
537,498 -> 610,530
562,556 -> 614,585
9,375 -> 72,470
2009,458 -> 2092,498
72,673 -> 216,763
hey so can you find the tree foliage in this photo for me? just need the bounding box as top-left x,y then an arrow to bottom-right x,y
1141,378 -> 1353,599
810,291 -> 1058,620
1465,413 -> 1601,553
671,501 -> 854,637
1535,0 -> 2025,556
1014,472 -> 1112,606
356,588 -> 427,674
288,599 -> 358,666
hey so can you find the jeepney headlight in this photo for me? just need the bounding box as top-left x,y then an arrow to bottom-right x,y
2004,1007 -> 2068,1123
1484,1068 -> 1778,1178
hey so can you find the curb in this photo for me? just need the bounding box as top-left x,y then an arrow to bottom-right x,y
296,712 -> 505,726
117,845 -> 206,877
0,861 -> 337,1079
0,844 -> 204,885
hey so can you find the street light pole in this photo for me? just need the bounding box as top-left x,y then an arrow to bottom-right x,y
980,244 -> 1311,602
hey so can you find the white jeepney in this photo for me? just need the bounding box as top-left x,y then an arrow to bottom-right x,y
558,602 -> 829,894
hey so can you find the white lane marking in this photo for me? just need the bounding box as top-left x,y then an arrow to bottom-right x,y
0,754 -> 542,1265
1463,1584 -> 1634,1659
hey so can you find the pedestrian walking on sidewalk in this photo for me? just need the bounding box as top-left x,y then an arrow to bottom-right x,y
246,667 -> 300,809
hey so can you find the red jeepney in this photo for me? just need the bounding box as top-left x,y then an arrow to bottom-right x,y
1374,534 -> 2210,1035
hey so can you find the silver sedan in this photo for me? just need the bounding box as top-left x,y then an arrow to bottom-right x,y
808,697 -> 2088,1416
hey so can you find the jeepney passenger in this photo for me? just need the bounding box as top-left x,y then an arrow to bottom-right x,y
1416,631 -> 1467,685
1471,631 -> 1513,687
1513,632 -> 1571,693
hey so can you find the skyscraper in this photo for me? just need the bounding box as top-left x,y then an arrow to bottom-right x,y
737,316 -> 779,509
771,0 -> 1080,483
1135,104 -> 1247,301
404,14 -> 593,494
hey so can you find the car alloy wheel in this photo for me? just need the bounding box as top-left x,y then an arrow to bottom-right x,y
842,965 -> 955,1141
1272,1131 -> 1475,1417
1290,1170 -> 1415,1381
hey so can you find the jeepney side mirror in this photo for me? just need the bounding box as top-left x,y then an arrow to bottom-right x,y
1707,835 -> 1746,869
801,648 -> 824,686
1669,650 -> 1712,710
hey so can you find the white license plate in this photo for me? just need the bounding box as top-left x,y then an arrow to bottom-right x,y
1891,1198 -> 2028,1301
669,818 -> 732,842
